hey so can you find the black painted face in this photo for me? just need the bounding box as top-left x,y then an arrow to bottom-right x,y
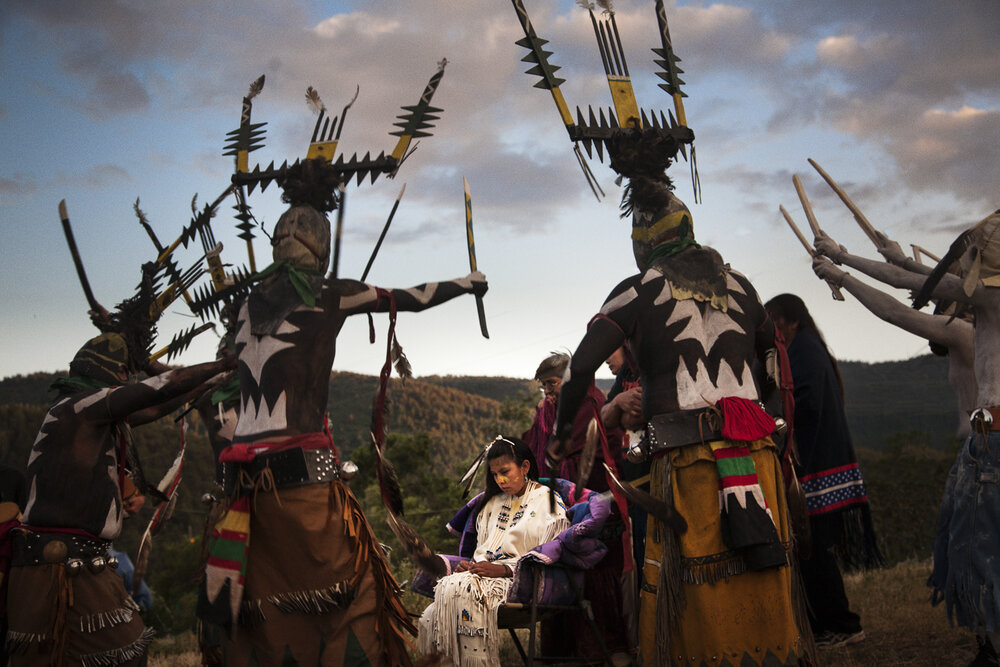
271,205 -> 331,272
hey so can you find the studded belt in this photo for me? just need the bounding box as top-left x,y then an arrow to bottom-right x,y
641,409 -> 724,458
12,529 -> 118,574
221,446 -> 342,496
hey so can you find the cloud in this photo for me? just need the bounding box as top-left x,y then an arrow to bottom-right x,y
5,0 -> 996,228
675,3 -> 793,68
56,163 -> 131,189
0,174 -> 37,198
696,0 -> 1000,208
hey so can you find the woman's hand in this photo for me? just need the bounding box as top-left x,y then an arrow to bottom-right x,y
466,561 -> 511,578
454,560 -> 473,573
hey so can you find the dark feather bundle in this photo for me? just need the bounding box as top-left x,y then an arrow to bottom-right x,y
370,433 -> 404,516
603,463 -> 687,535
95,261 -> 160,374
385,510 -> 447,578
279,159 -> 342,213
606,129 -> 678,219
913,229 -> 974,310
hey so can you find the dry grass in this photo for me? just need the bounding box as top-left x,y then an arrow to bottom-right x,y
148,560 -> 979,666
821,559 -> 977,666
148,632 -> 202,666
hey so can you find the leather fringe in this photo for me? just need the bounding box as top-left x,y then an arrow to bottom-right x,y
5,630 -> 48,654
336,481 -> 416,666
266,579 -> 356,615
678,542 -> 794,585
621,567 -> 639,649
51,558 -> 72,667
78,598 -> 140,633
827,504 -> 885,572
680,554 -> 748,585
652,456 -> 684,667
789,556 -> 819,666
238,599 -> 266,628
79,626 -> 155,667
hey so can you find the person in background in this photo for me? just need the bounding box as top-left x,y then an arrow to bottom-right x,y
815,211 -> 1000,665
765,293 -> 883,650
521,352 -> 611,487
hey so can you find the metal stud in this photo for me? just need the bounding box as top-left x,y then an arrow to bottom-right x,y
339,461 -> 358,481
66,559 -> 84,576
87,556 -> 106,574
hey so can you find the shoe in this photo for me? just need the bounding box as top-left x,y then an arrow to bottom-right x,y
968,635 -> 999,666
814,630 -> 865,648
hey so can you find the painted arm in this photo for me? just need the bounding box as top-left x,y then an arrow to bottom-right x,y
552,278 -> 639,459
82,358 -> 235,424
551,316 -> 624,467
126,372 -> 228,427
869,231 -> 934,276
813,257 -> 972,349
814,232 -> 984,306
332,272 -> 487,316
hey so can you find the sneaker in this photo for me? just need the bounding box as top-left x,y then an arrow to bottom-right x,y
969,635 -> 999,666
815,630 -> 866,648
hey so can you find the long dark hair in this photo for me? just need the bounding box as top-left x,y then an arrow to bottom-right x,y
764,293 -> 845,399
480,436 -> 539,506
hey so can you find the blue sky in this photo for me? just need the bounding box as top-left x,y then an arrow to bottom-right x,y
1,0 -> 998,382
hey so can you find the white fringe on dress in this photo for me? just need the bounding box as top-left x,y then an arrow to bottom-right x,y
419,572 -> 512,667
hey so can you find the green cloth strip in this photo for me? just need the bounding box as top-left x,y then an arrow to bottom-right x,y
253,261 -> 320,307
646,236 -> 700,267
715,455 -> 756,479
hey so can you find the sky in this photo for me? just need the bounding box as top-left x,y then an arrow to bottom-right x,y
1,0 -> 998,384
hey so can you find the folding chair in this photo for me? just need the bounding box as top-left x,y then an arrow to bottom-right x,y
497,558 -> 615,666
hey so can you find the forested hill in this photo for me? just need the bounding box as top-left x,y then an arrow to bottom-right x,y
840,353 -> 959,449
0,372 -> 538,474
0,353 -> 957,474
322,372 -> 537,464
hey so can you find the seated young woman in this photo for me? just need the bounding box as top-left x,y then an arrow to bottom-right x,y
418,436 -> 570,666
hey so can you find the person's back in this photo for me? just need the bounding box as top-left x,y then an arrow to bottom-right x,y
551,176 -> 807,665
628,247 -> 769,414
